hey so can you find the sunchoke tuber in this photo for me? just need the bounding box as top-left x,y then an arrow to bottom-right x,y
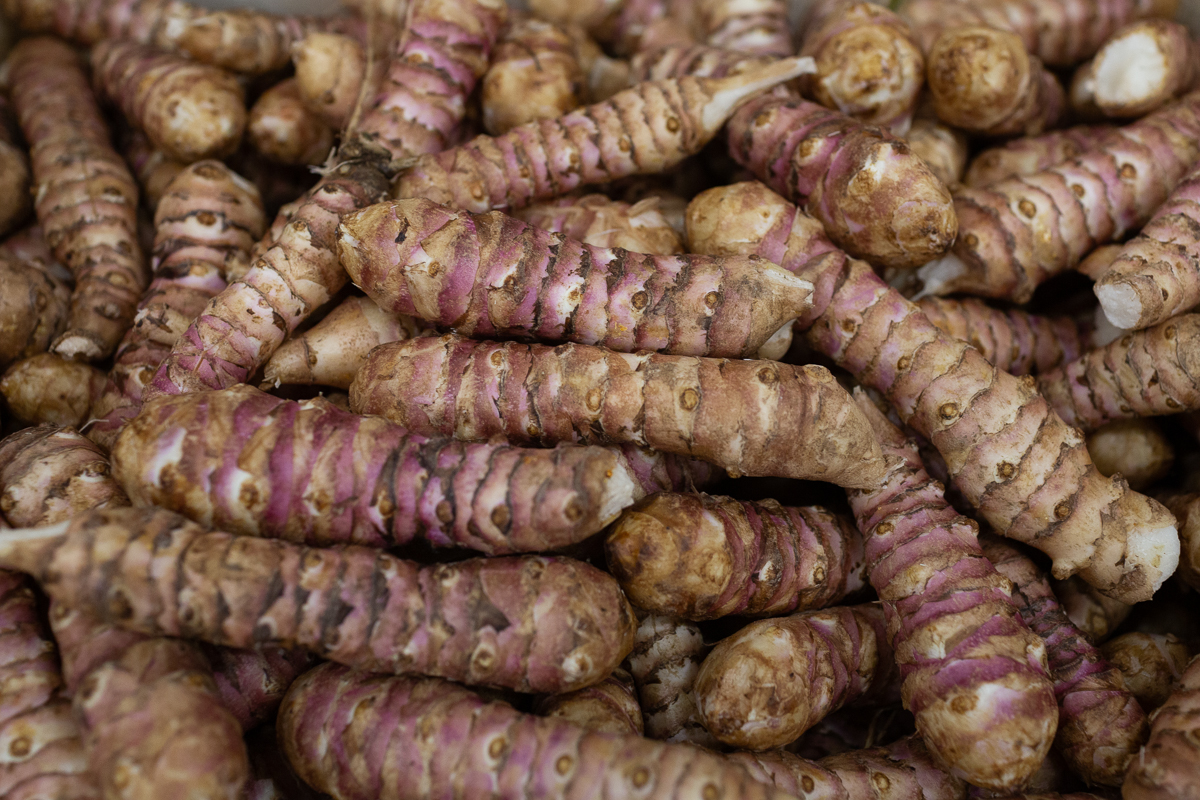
515,193 -> 684,254
1099,632 -> 1190,711
1086,419 -> 1174,491
247,78 -> 334,166
627,613 -> 718,746
482,16 -> 583,135
0,426 -> 127,528
1123,654 -> 1200,800
534,668 -> 644,736
1070,19 -> 1199,119
0,354 -> 106,429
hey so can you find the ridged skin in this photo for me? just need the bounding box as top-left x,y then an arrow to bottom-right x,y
1124,654 -> 1200,800
0,426 -> 128,528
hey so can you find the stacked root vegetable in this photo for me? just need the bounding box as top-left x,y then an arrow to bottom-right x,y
3,0 -> 1200,798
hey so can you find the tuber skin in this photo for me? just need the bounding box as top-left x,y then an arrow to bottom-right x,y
919,91 -> 1200,304
0,426 -> 127,528
693,603 -> 900,751
515,193 -> 685,254
1036,314 -> 1200,432
1086,419 -> 1174,491
91,39 -> 246,163
360,0 -> 506,164
602,0 -> 699,57
0,249 -> 71,370
392,55 -> 815,212
339,200 -> 814,360
350,334 -> 884,486
904,118 -> 968,190
605,493 -> 867,620
799,1 -> 926,134
696,0 -> 790,58
1123,654 -> 1200,800
1070,19 -> 1199,119
627,613 -> 718,746
247,77 -> 334,167
963,125 -> 1116,189
118,125 -> 186,213
534,667 -> 644,736
0,506 -> 636,694
291,32 -> 365,131
917,297 -> 1095,377
1099,633 -> 1190,711
1156,492 -> 1200,592
173,9 -> 356,75
847,395 -> 1058,790
203,645 -> 312,731
0,353 -> 106,429
1094,158 -> 1200,332
686,181 -> 1179,605
980,536 -> 1149,787
925,26 -> 1066,137
87,160 -> 266,451
113,384 -> 662,555
263,295 -> 422,390
1052,575 -> 1133,645
0,94 -> 32,238
482,16 -> 583,135
7,37 -> 149,362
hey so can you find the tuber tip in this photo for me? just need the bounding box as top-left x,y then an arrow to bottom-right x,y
700,56 -> 817,135
1095,281 -> 1144,331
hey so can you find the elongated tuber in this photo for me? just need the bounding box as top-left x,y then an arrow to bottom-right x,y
263,295 -> 421,390
291,32 -> 365,131
694,603 -> 899,750
87,160 -> 266,450
483,16 -> 582,135
119,125 -> 186,212
91,39 -> 246,162
0,94 -> 31,238
515,193 -> 684,254
1099,632 -> 1189,712
904,118 -> 968,190
1,506 -> 636,694
0,250 -> 71,370
247,78 -> 334,166
1052,575 -> 1133,644
964,126 -> 1116,190
114,385 -> 658,554
627,613 -> 718,746
1070,19 -> 1199,119
1123,653 -> 1200,800
981,536 -> 1148,786
535,667 -> 644,736
0,353 -> 106,429
279,662 -> 798,800
696,0 -> 789,57
392,56 -> 815,212
339,200 -> 814,359
1086,419 -> 1174,491
0,426 -> 127,528
1036,314 -> 1200,431
920,91 -> 1200,304
799,1 -> 925,134
606,493 -> 866,620
847,394 -> 1058,790
687,181 -> 1179,604
7,37 -> 148,361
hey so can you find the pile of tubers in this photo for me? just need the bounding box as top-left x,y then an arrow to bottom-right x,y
2,0 -> 1200,798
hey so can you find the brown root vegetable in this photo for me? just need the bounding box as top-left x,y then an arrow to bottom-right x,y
118,125 -> 187,212
1123,654 -> 1200,800
799,1 -> 925,134
1077,243 -> 1126,282
1156,492 -> 1200,592
606,493 -> 866,620
0,354 -> 106,429
91,39 -> 246,162
514,193 -> 685,254
482,16 -> 582,135
627,613 -> 718,746
247,77 -> 334,166
904,118 -> 968,190
697,0 -> 790,58
7,37 -> 148,362
175,9 -> 349,75
1099,632 -> 1190,712
962,125 -> 1116,188
1086,419 -> 1174,491
534,668 -> 644,736
1070,19 -> 1199,119
1,506 -> 637,694
926,26 -> 1066,137
694,603 -> 899,750
0,94 -> 31,238
0,252 -> 71,370
263,295 -> 422,390
291,32 -> 365,131
1052,575 -> 1133,644
203,645 -> 312,731
567,25 -> 633,102
0,426 -> 127,528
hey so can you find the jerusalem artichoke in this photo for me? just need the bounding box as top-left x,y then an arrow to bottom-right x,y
482,16 -> 583,135
247,78 -> 334,167
392,56 -> 815,213
606,493 -> 867,620
1052,575 -> 1133,644
118,125 -> 186,212
534,668 -> 644,736
1070,19 -> 1199,119
1123,654 -> 1200,800
1086,419 -> 1174,491
7,37 -> 148,361
1098,632 -> 1189,712
0,426 -> 127,528
981,536 -> 1149,786
87,160 -> 266,450
515,193 -> 684,254
696,0 -> 790,58
919,91 -> 1200,304
291,32 -> 366,131
263,295 -> 421,390
339,200 -> 814,360
904,118 -> 968,190
687,181 -> 1178,604
1156,492 -> 1200,592
0,94 -> 31,238
626,613 -> 718,746
0,506 -> 636,694
694,603 -> 899,751
91,39 -> 246,163
0,354 -> 106,429
963,125 -> 1116,189
203,645 -> 312,731
0,251 -> 71,370
847,395 -> 1059,790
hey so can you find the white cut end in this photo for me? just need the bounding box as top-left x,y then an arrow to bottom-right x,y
914,252 -> 968,299
1091,304 -> 1126,347
756,321 -> 794,360
701,56 -> 817,133
1095,282 -> 1143,330
1093,31 -> 1168,108
599,458 -> 640,524
1126,523 -> 1180,596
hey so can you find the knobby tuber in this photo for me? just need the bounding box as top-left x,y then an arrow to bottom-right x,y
1086,419 -> 1175,491
1123,654 -> 1200,800
0,246 -> 71,370
696,0 -> 789,57
291,32 -> 365,131
1070,19 -> 1199,119
963,125 -> 1116,189
1099,632 -> 1190,711
482,16 -> 583,135
626,613 -> 718,746
904,118 -> 968,190
247,78 -> 334,167
0,94 -> 31,238
0,353 -> 106,429
119,125 -> 186,212
534,668 -> 644,736
515,193 -> 684,254
1052,575 -> 1133,644
1156,491 -> 1200,591
0,426 -> 127,528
